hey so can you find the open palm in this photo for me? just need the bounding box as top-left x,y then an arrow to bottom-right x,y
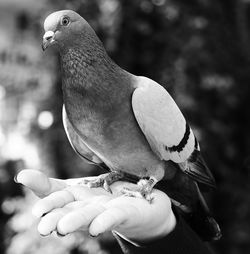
16,170 -> 176,243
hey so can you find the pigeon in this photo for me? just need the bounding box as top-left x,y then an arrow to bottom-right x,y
42,10 -> 221,240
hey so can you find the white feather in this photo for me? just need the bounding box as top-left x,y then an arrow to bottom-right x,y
132,76 -> 195,163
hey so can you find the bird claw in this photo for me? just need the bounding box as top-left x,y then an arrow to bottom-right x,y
121,186 -> 154,203
80,176 -> 112,193
79,172 -> 124,193
103,180 -> 112,193
120,177 -> 157,203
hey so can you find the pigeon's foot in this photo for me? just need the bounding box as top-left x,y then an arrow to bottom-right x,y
121,177 -> 158,203
80,171 -> 125,193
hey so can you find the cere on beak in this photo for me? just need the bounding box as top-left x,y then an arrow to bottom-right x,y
42,31 -> 55,51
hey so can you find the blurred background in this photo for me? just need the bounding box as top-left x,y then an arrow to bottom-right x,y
0,0 -> 249,253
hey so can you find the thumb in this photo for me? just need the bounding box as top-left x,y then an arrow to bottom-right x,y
15,169 -> 67,198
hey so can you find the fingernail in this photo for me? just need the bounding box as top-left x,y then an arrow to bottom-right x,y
14,175 -> 19,183
40,233 -> 49,237
14,174 -> 24,186
57,232 -> 67,237
41,231 -> 53,237
89,233 -> 99,238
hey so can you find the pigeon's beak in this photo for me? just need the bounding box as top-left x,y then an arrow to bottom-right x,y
42,31 -> 56,51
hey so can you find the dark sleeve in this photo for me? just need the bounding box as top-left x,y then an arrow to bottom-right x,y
112,214 -> 214,254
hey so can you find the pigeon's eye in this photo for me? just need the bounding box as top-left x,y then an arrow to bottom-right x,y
61,16 -> 70,26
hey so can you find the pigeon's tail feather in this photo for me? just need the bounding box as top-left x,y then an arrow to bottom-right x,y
184,183 -> 222,241
158,169 -> 221,241
184,149 -> 216,189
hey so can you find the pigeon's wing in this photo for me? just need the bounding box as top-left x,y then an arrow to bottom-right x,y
132,77 -> 215,187
62,105 -> 104,165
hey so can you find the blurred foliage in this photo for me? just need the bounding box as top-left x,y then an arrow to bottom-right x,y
0,0 -> 250,253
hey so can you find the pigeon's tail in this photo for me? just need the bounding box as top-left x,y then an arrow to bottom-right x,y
159,160 -> 221,241
158,167 -> 221,241
180,182 -> 222,241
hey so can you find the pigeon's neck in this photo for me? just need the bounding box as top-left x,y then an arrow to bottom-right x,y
60,35 -> 110,78
61,44 -> 129,96
60,42 -> 134,121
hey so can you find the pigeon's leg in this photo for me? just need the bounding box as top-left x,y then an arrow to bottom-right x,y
121,176 -> 158,203
79,171 -> 125,193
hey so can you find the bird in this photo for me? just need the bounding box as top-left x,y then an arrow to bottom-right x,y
42,10 -> 221,241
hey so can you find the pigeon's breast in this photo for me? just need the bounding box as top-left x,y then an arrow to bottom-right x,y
65,95 -> 165,179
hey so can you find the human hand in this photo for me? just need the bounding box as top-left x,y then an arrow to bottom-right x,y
16,170 -> 176,243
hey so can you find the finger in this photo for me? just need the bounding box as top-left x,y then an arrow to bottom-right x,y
65,176 -> 98,186
64,195 -> 112,209
56,204 -> 106,235
63,200 -> 90,210
38,208 -> 69,236
16,170 -> 67,198
32,189 -> 74,218
89,207 -> 127,237
38,200 -> 92,236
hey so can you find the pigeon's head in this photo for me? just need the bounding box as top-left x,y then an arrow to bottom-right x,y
42,10 -> 89,51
